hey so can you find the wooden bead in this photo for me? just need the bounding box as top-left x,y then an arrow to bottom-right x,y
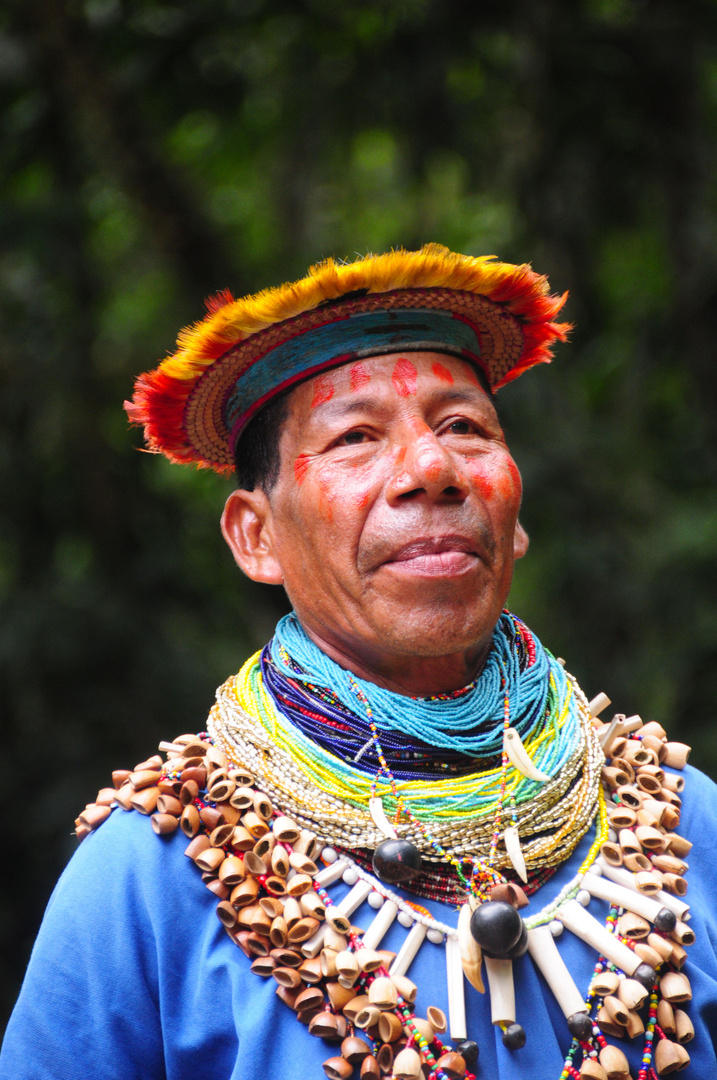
129,769 -> 162,791
210,824 -> 235,848
377,1012 -> 403,1043
216,900 -> 238,929
633,943 -> 663,969
391,974 -> 418,1004
300,891 -> 326,920
354,1004 -> 381,1030
599,841 -> 623,867
598,1045 -> 630,1079
310,1012 -> 340,1039
426,1005 -> 447,1033
662,742 -> 690,770
674,1008 -> 694,1044
670,920 -> 695,946
616,978 -> 647,1011
590,971 -> 619,997
271,947 -> 302,968
250,955 -> 276,977
665,832 -> 693,858
602,995 -> 629,1026
193,846 -> 225,874
578,1058 -> 609,1075
406,1017 -> 434,1042
273,815 -> 302,843
596,1006 -> 625,1039
286,874 -> 314,898
358,950 -> 383,973
131,786 -> 160,814
657,999 -> 676,1036
624,1010 -> 645,1039
375,1044 -> 394,1075
288,917 -> 320,945
368,976 -> 398,1010
271,846 -> 290,877
654,1038 -> 690,1074
183,833 -> 210,860
290,851 -> 319,875
259,896 -> 284,919
341,1036 -> 371,1064
275,984 -> 300,1010
616,912 -> 651,940
112,768 -> 132,788
199,806 -> 224,832
241,811 -> 269,838
218,855 -> 246,886
150,812 -> 179,835
322,1055 -> 352,1079
435,1052 -> 466,1079
393,1047 -> 422,1080
623,853 -> 651,873
663,873 -> 688,896
660,971 -> 692,1004
298,957 -> 323,984
179,765 -> 207,788
327,983 -> 359,1013
80,804 -> 112,829
252,791 -> 272,820
230,877 -> 259,907
608,806 -> 637,829
360,1056 -> 380,1078
270,916 -> 289,948
272,965 -> 303,989
295,986 -> 325,1018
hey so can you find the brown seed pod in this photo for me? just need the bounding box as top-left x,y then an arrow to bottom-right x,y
150,812 -> 179,835
654,1038 -> 690,1074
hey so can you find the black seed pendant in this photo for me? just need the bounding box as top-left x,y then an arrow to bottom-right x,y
567,1012 -> 593,1041
454,1040 -> 479,1068
502,1022 -> 526,1050
372,838 -> 422,884
654,907 -> 677,933
470,900 -> 524,958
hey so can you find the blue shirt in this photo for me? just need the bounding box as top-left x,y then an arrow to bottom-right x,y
2,764 -> 717,1079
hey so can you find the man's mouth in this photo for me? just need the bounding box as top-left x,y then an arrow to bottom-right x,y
383,536 -> 479,577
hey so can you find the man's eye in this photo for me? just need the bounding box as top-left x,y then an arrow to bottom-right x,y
447,420 -> 473,435
340,430 -> 368,444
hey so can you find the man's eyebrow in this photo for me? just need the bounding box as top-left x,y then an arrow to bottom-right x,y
312,397 -> 384,419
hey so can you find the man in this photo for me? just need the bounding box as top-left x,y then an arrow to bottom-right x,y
2,245 -> 716,1079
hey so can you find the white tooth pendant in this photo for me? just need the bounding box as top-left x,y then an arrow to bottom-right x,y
457,902 -> 484,993
503,727 -> 550,782
504,825 -> 528,884
369,796 -> 398,839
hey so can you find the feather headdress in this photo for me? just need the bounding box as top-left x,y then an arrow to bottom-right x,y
125,244 -> 570,473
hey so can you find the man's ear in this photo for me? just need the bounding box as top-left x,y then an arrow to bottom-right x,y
513,520 -> 529,560
221,489 -> 284,584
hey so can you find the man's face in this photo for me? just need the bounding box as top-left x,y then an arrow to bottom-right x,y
226,351 -> 528,679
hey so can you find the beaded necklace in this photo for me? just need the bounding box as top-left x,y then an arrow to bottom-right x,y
212,651 -> 601,880
75,678 -> 695,1080
269,612 -> 556,757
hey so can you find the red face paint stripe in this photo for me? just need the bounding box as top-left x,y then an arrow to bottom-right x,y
391,358 -> 417,397
311,374 -> 335,408
349,363 -> 371,392
431,361 -> 454,384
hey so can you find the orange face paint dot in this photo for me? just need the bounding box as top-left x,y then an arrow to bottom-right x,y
391,358 -> 417,397
311,374 -> 335,408
293,454 -> 310,485
431,361 -> 454,384
349,363 -> 371,393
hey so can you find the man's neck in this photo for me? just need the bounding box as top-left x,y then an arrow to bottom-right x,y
298,624 -> 493,697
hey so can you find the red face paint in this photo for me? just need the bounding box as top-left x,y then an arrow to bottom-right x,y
349,363 -> 371,393
391,358 -> 417,397
317,473 -> 334,522
507,459 -> 521,492
293,453 -> 310,485
311,374 -> 335,408
431,361 -> 454,384
354,488 -> 371,510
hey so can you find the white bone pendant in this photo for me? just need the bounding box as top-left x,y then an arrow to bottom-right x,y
457,902 -> 484,993
504,825 -> 528,883
484,956 -> 515,1025
445,934 -> 468,1040
369,796 -> 398,840
503,727 -> 550,782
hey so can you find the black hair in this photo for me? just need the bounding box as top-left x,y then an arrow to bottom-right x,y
233,389 -> 291,492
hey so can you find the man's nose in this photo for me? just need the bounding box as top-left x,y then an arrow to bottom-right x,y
385,426 -> 470,504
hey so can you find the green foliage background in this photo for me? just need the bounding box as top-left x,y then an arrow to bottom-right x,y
2,0 -> 717,1028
